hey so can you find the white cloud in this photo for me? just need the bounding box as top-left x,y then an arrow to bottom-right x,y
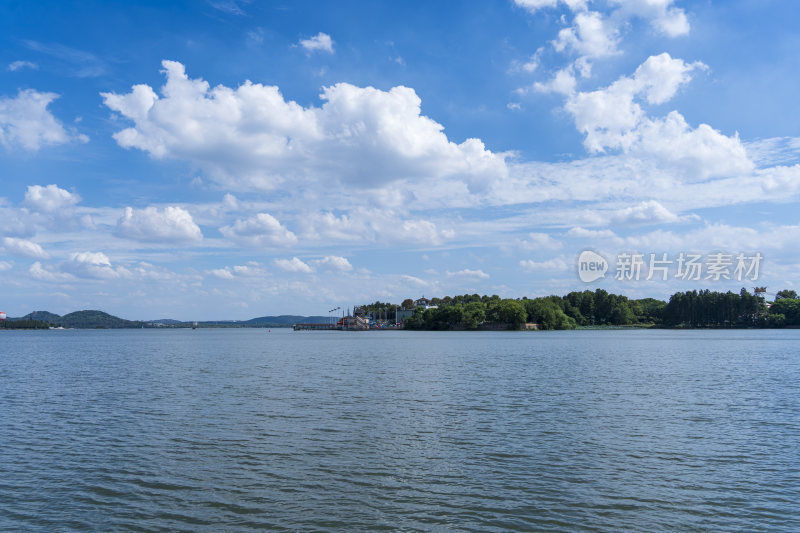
567,227 -> 623,242
400,274 -> 428,287
114,206 -> 203,243
209,268 -> 235,280
8,60 -> 38,71
220,212 -> 297,247
274,257 -> 313,273
29,261 -> 73,282
517,0 -> 688,37
298,32 -> 334,54
312,255 -> 353,271
208,262 -> 268,280
62,251 -> 120,280
610,0 -> 690,37
520,232 -> 563,250
124,262 -> 181,283
609,200 -> 680,225
554,10 -> 620,60
520,257 -> 569,271
0,260 -> 12,271
24,184 -> 80,212
631,112 -> 753,180
558,53 -> 752,180
2,237 -> 49,259
514,0 -> 587,12
302,209 -> 454,246
565,53 -> 699,150
510,48 -> 543,74
445,268 -> 490,279
518,0 -> 690,93
101,60 -> 507,193
0,89 -> 87,151
533,66 -> 577,95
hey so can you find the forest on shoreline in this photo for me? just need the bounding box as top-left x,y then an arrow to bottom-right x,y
361,288 -> 796,331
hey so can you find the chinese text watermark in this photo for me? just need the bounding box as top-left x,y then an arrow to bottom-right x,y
577,251 -> 762,283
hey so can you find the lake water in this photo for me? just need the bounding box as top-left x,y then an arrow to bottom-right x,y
1,328 -> 798,532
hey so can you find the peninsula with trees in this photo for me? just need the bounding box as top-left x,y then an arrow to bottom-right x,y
360,288 -> 795,330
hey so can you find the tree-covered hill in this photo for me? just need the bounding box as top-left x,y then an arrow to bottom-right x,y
56,310 -> 146,329
22,311 -> 62,323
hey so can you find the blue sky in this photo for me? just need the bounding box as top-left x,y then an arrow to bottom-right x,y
2,0 -> 799,319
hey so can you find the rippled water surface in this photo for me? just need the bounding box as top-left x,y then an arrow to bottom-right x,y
1,328 -> 799,531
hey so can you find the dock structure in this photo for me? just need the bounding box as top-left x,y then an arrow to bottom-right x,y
293,315 -> 370,331
293,323 -> 338,331
293,307 -> 374,331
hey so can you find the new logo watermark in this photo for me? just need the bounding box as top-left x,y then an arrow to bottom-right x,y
577,250 -> 608,283
577,251 -> 763,283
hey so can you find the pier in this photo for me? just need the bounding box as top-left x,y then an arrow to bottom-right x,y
293,323 -> 339,331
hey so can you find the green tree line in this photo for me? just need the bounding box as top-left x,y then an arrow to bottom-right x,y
379,288 -> 792,331
1,319 -> 51,329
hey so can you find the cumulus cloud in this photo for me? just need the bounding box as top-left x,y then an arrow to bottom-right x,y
559,53 -> 752,179
567,227 -> 623,242
609,200 -> 680,225
0,89 -> 87,151
220,212 -> 297,247
24,184 -> 80,212
445,268 -> 490,279
298,32 -> 334,54
311,255 -> 353,271
520,232 -> 563,251
101,60 -> 507,192
208,262 -> 268,280
302,209 -> 454,246
610,0 -> 690,37
520,257 -> 569,271
554,10 -> 620,60
565,53 -> 700,148
29,261 -> 73,282
517,0 -> 689,81
114,206 -> 203,243
533,66 -> 577,95
273,257 -> 313,273
630,112 -> 753,180
517,0 -> 689,37
0,260 -> 12,271
62,251 -> 120,279
2,237 -> 49,259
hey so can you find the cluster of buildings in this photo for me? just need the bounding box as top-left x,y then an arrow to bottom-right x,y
294,297 -> 435,331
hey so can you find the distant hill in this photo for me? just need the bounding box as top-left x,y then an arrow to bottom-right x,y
23,311 -> 62,323
14,309 -> 142,329
59,310 -> 143,328
57,310 -> 144,329
10,310 -> 336,329
242,315 -> 330,326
